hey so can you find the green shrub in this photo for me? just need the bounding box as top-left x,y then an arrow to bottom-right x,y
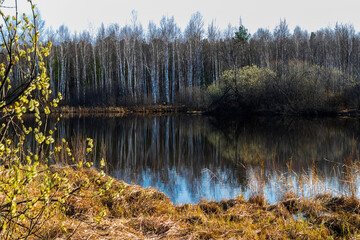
209,63 -> 356,114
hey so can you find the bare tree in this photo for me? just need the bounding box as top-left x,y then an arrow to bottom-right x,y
185,12 -> 204,99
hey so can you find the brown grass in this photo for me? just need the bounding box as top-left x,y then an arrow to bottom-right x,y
17,165 -> 360,239
51,105 -> 203,116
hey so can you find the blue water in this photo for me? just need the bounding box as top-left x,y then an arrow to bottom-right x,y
54,115 -> 360,204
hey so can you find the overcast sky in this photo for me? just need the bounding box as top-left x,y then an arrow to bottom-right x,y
15,0 -> 360,35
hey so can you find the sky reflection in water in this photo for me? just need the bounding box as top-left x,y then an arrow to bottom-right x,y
54,115 -> 360,204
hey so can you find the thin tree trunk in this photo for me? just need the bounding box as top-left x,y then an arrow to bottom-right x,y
177,43 -> 182,91
117,40 -> 124,95
165,41 -> 169,103
151,42 -> 158,103
74,39 -> 80,102
171,41 -> 176,103
92,45 -> 97,91
188,43 -> 193,100
81,42 -> 87,104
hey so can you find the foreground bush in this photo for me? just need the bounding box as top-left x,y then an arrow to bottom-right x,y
0,1 -> 111,238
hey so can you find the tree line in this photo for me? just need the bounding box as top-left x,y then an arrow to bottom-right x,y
26,12 -> 360,108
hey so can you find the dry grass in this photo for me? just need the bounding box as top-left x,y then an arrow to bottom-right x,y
53,106 -> 128,114
17,165 -> 360,239
51,105 -> 201,116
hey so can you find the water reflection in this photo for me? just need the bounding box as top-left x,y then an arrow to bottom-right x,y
53,115 -> 360,204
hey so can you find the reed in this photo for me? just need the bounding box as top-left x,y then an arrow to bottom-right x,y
4,146 -> 360,238
14,157 -> 358,239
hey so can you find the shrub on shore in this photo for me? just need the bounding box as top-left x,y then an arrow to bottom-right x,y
208,63 -> 357,115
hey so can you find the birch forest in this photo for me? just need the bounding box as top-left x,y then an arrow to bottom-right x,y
31,12 -> 360,109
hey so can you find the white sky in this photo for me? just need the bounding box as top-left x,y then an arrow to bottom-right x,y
14,0 -> 360,35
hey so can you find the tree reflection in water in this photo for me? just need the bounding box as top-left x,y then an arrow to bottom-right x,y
52,115 -> 360,204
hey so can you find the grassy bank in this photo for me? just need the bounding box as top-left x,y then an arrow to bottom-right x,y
50,105 -> 360,118
51,105 -> 204,116
7,165 -> 359,239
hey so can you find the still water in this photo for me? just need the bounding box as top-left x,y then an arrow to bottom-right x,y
52,114 -> 360,204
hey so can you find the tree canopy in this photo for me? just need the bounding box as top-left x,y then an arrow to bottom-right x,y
235,25 -> 250,42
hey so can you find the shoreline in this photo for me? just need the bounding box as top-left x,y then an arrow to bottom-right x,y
50,105 -> 360,119
36,166 -> 360,239
51,105 -> 204,115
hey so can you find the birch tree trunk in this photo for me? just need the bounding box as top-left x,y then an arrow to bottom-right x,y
117,40 -> 124,95
164,41 -> 169,103
60,44 -> 65,97
74,37 -> 80,102
171,41 -> 176,104
151,42 -> 158,103
188,43 -> 193,100
81,42 -> 87,104
92,45 -> 97,91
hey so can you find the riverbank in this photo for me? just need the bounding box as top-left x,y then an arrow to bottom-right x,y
19,166 -> 360,239
52,105 -> 204,116
52,105 -> 360,118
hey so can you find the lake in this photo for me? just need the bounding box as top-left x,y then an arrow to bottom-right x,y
52,114 -> 360,204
